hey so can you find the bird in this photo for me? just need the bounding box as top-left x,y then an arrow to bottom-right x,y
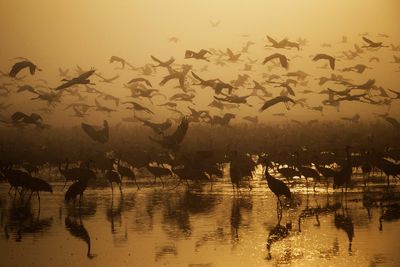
128,77 -> 152,87
64,165 -> 96,206
361,36 -> 388,48
379,204 -> 400,231
146,162 -> 172,187
185,49 -> 211,61
261,158 -> 291,219
149,117 -> 189,151
81,120 -> 109,143
122,101 -> 154,114
262,53 -> 289,69
95,73 -> 119,83
26,177 -> 53,205
55,70 -> 96,90
9,60 -> 42,77
209,20 -> 220,27
65,216 -> 96,258
312,54 -> 336,70
105,159 -> 122,195
226,48 -> 241,62
137,118 -> 172,135
333,146 -> 352,194
259,96 -> 296,111
150,55 -> 175,68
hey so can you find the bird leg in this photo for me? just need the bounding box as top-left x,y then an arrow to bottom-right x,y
118,183 -> 123,195
134,179 -> 140,190
110,182 -> 114,195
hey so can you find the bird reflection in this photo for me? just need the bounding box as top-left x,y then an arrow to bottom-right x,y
3,201 -> 53,242
334,208 -> 354,253
266,220 -> 292,260
65,215 -> 96,259
379,203 -> 400,231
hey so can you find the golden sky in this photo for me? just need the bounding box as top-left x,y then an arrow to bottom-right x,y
0,0 -> 399,125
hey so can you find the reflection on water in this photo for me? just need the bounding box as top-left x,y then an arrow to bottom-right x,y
1,178 -> 400,267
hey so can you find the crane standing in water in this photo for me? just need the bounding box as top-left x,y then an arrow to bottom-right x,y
261,157 -> 292,220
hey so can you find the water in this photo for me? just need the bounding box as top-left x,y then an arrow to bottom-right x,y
1,172 -> 400,267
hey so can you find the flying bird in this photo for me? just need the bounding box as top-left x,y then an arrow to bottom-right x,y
9,61 -> 42,77
81,120 -> 109,143
55,70 -> 96,90
312,54 -> 336,70
149,117 -> 189,151
362,37 -> 388,48
259,96 -> 296,112
262,53 -> 289,69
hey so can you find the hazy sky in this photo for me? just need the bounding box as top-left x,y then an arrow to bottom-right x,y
0,0 -> 399,125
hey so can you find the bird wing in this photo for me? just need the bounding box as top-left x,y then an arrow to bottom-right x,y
285,85 -> 295,96
11,112 -> 29,122
81,123 -> 98,141
362,36 -> 375,45
168,117 -> 189,145
385,117 -> 400,129
226,48 -> 234,58
9,61 -> 29,77
266,35 -> 278,46
78,70 -> 96,80
150,55 -> 162,64
259,97 -> 283,111
262,54 -> 276,64
191,71 -> 204,82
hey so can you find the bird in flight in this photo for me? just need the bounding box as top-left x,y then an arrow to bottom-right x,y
123,101 -> 154,114
185,49 -> 211,61
259,96 -> 296,112
312,54 -> 336,70
361,37 -> 388,48
209,20 -> 221,27
150,55 -> 175,68
9,60 -> 42,78
262,53 -> 289,69
55,70 -> 96,90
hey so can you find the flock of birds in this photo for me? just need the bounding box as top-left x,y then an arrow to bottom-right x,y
0,33 -> 400,130
0,32 -> 400,235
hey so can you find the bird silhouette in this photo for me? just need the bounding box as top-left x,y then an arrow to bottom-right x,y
262,53 -> 289,69
122,101 -> 154,114
185,49 -> 211,61
9,60 -> 42,77
261,158 -> 291,220
313,54 -> 336,70
259,96 -> 296,111
105,159 -> 122,195
362,36 -> 388,48
149,117 -> 189,151
55,70 -> 96,90
81,120 -> 109,143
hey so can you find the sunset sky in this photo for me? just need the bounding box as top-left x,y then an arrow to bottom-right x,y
0,0 -> 399,125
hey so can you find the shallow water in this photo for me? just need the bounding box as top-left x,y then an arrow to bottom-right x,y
1,172 -> 400,267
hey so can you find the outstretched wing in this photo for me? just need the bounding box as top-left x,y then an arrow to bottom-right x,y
362,36 -> 375,45
9,61 -> 29,77
385,117 -> 400,129
266,35 -> 278,46
168,117 -> 189,145
81,123 -> 98,141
